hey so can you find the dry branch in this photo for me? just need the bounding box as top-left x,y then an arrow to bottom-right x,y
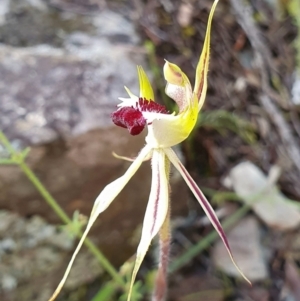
230,0 -> 300,175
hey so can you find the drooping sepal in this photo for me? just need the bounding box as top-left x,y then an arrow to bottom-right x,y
164,147 -> 251,285
48,145 -> 152,301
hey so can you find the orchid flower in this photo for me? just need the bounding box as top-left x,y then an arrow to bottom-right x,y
48,1 -> 249,300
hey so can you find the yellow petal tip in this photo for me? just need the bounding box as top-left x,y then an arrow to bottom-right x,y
137,65 -> 154,100
163,60 -> 184,86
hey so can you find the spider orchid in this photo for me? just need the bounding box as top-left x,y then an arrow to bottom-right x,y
49,1 -> 249,300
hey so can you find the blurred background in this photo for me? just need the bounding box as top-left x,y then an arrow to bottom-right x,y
0,0 -> 300,300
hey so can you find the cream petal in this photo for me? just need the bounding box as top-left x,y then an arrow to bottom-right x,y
127,149 -> 169,301
164,147 -> 251,285
117,86 -> 139,108
144,101 -> 198,148
112,151 -> 152,162
117,98 -> 137,108
48,145 -> 152,301
164,83 -> 187,112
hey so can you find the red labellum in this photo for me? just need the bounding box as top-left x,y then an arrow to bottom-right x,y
138,98 -> 168,114
111,98 -> 168,136
111,106 -> 146,135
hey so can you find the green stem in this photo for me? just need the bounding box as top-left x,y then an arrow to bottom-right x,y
19,161 -> 72,223
0,131 -> 126,289
0,131 -> 16,153
169,204 -> 250,273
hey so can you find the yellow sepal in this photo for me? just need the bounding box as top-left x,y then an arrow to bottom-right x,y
194,0 -> 219,111
137,66 -> 154,101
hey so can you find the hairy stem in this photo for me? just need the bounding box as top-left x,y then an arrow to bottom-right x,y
152,156 -> 171,301
152,206 -> 171,301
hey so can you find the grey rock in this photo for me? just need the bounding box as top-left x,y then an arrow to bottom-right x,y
92,10 -> 139,44
0,2 -> 149,299
0,210 -> 83,297
0,0 -> 142,146
0,209 -> 104,300
0,1 -> 190,300
0,41 -> 141,145
213,216 -> 268,281
223,161 -> 300,231
0,0 -> 9,26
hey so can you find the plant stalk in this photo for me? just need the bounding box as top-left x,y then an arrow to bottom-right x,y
0,131 -> 126,289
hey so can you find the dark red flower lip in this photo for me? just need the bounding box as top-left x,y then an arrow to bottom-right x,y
111,106 -> 146,135
111,98 -> 169,136
138,98 -> 168,114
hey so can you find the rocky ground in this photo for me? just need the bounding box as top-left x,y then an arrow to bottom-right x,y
1,0 -> 300,301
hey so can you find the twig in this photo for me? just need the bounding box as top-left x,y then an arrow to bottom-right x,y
169,204 -> 250,273
260,95 -> 300,172
230,0 -> 300,175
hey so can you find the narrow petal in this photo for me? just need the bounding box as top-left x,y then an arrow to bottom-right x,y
164,147 -> 251,285
137,66 -> 154,101
112,151 -> 152,162
48,145 -> 152,301
117,87 -> 139,108
194,0 -> 219,111
127,150 -> 170,301
124,86 -> 139,100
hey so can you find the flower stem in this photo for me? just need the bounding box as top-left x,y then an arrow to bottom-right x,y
152,156 -> 171,301
0,131 -> 126,289
152,208 -> 171,301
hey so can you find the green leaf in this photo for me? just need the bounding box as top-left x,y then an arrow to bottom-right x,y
91,282 -> 117,301
21,147 -> 31,159
118,281 -> 143,301
0,159 -> 16,165
195,110 -> 256,144
59,210 -> 87,239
